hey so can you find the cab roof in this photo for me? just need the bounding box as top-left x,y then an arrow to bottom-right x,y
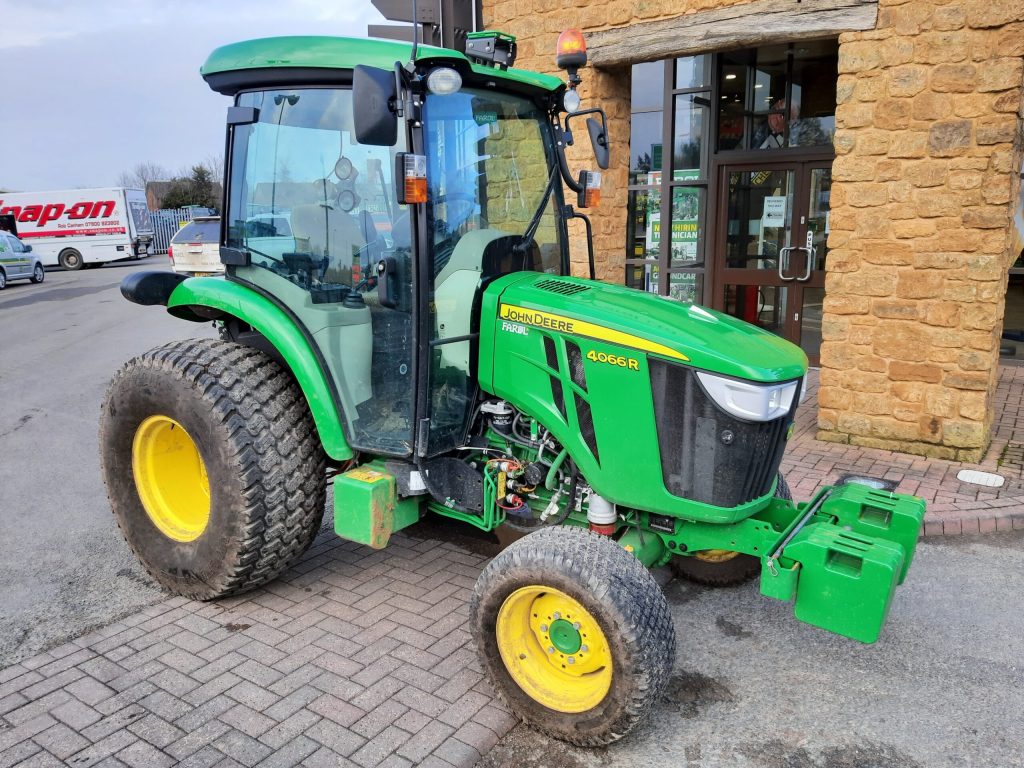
200,35 -> 564,96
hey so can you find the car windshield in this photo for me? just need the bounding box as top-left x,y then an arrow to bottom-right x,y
171,220 -> 220,243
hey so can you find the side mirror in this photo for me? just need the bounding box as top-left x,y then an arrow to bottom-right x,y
24,244 -> 32,252
353,65 -> 398,147
586,117 -> 609,170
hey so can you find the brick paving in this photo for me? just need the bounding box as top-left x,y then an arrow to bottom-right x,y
4,368 -> 1023,766
0,533 -> 517,768
784,365 -> 1024,537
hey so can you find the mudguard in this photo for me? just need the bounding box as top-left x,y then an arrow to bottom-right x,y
165,276 -> 354,460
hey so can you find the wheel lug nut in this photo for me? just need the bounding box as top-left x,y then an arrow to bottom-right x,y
547,646 -> 555,654
572,622 -> 580,630
540,624 -> 548,632
553,612 -> 561,620
580,645 -> 588,652
567,657 -> 575,664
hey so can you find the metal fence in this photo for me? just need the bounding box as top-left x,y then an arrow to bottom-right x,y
150,207 -> 216,253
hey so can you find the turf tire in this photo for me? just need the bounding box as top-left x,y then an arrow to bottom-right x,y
471,526 -> 676,746
99,338 -> 326,599
670,473 -> 792,587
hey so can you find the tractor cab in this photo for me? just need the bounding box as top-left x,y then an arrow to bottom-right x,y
197,33 -> 602,461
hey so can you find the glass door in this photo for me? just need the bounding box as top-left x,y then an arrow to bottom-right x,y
713,161 -> 830,364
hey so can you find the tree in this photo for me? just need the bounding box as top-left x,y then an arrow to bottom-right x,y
161,165 -> 219,209
117,161 -> 169,189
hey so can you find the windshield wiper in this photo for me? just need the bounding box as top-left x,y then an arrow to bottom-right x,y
513,164 -> 559,267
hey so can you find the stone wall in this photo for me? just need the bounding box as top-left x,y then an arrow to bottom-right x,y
819,1 -> 1024,461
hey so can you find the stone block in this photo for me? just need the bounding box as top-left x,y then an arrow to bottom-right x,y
933,4 -> 967,31
861,239 -> 914,265
888,65 -> 929,97
959,391 -> 989,420
942,419 -> 986,448
896,271 -> 944,299
962,206 -> 1011,229
888,131 -> 928,158
889,362 -> 943,383
872,321 -> 933,361
838,41 -> 883,73
922,302 -> 962,327
840,269 -> 898,296
913,31 -> 970,64
943,370 -> 991,390
976,116 -> 1020,145
872,299 -> 920,320
917,414 -> 944,443
892,381 -> 926,403
928,120 -> 972,156
948,170 -> 984,190
924,388 -> 958,418
974,56 -> 1024,92
832,156 -> 877,181
931,63 -> 977,92
904,161 -> 947,188
952,93 -> 995,119
893,219 -> 937,239
914,189 -> 962,218
965,2 -> 1024,30
823,294 -> 871,315
874,98 -> 912,130
845,183 -> 890,208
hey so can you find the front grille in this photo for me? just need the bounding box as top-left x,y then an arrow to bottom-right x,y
650,360 -> 796,508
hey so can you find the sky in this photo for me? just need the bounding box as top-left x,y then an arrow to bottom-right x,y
0,0 -> 391,192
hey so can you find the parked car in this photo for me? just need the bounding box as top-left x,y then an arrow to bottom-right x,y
0,231 -> 45,289
168,216 -> 223,275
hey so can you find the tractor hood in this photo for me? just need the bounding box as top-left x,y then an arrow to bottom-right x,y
487,273 -> 808,383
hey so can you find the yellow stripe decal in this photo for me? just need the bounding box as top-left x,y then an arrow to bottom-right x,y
499,304 -> 689,361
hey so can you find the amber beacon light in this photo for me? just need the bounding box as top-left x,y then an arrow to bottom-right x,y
556,28 -> 588,91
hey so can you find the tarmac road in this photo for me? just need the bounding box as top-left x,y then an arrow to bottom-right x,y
479,530 -> 1024,768
0,259 -> 215,666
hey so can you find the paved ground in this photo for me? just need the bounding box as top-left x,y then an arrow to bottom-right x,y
783,368 -> 1024,536
0,259 -> 215,666
480,531 -> 1024,768
3,260 -> 1024,767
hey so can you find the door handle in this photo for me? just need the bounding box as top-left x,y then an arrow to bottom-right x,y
778,246 -> 796,281
799,245 -> 815,281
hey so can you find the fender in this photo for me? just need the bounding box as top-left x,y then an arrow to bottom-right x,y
166,277 -> 354,460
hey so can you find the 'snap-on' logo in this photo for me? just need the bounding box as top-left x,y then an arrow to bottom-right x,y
0,200 -> 117,227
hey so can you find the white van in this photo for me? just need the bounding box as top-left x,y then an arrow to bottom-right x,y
0,187 -> 154,270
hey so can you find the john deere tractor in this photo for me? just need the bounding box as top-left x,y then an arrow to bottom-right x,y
101,30 -> 926,745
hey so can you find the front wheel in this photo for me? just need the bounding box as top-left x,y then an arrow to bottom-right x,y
30,264 -> 44,283
670,473 -> 792,587
0,269 -> 6,290
471,526 -> 676,746
100,339 -> 327,599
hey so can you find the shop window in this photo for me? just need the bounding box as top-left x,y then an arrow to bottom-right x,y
627,55 -> 710,300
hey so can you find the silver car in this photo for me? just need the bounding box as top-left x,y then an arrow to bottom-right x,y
0,231 -> 45,289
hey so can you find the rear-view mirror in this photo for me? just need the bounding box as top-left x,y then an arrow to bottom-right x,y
353,65 -> 398,147
586,116 -> 609,170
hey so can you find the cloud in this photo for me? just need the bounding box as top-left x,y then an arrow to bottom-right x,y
0,1 -> 393,191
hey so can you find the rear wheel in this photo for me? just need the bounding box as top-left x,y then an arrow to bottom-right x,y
100,338 -> 326,599
59,249 -> 83,270
471,526 -> 676,746
670,473 -> 791,587
0,269 -> 6,290
30,264 -> 44,283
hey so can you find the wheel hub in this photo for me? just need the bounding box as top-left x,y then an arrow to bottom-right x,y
496,586 -> 612,713
132,415 -> 211,542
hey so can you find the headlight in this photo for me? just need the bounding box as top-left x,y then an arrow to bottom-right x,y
426,67 -> 462,95
562,88 -> 582,113
695,371 -> 799,422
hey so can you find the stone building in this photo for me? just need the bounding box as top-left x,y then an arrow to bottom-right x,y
482,0 -> 1024,461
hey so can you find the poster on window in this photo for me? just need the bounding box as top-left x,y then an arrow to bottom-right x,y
645,171 -> 700,263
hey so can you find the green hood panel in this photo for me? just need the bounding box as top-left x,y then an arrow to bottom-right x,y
167,277 -> 353,461
201,35 -> 563,93
488,273 -> 808,382
477,273 -> 807,521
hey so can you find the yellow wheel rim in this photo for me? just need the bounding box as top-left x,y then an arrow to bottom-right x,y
694,549 -> 741,563
132,415 -> 211,542
496,586 -> 612,713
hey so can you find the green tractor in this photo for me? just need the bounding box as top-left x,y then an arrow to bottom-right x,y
101,29 -> 926,745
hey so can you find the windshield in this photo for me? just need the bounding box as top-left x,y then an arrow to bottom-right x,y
171,219 -> 219,243
423,88 -> 564,280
